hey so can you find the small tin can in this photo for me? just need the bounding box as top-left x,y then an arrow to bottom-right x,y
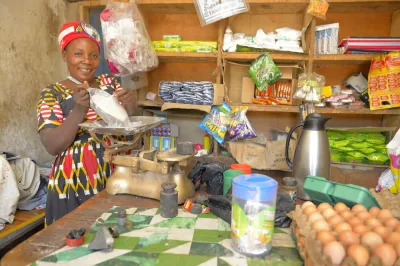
281,177 -> 297,203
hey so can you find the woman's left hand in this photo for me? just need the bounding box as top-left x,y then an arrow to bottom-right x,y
114,88 -> 135,105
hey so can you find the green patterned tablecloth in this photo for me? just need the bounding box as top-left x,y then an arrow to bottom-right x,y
32,207 -> 303,266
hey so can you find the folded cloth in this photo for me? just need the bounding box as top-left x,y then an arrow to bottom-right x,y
17,181 -> 47,211
0,157 -> 20,231
9,158 -> 40,203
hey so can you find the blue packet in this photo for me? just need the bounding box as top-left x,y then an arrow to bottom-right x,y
199,102 -> 231,144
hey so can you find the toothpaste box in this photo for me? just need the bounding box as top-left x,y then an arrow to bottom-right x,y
150,136 -> 160,150
315,23 -> 339,54
160,137 -> 177,151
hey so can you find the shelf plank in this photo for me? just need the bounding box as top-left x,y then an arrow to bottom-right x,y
156,52 -> 218,62
79,0 -> 400,13
223,52 -> 308,63
314,54 -> 378,65
231,103 -> 400,115
138,100 -> 163,107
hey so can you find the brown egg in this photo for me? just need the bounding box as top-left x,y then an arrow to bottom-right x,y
317,230 -> 336,245
373,243 -> 397,266
323,241 -> 346,265
347,244 -> 370,266
365,217 -> 382,228
361,231 -> 383,249
338,231 -> 360,246
357,211 -> 371,221
334,202 -> 349,213
384,217 -> 399,229
353,224 -> 369,235
334,222 -> 352,234
351,204 -> 368,213
385,232 -> 400,245
301,201 -> 315,210
327,215 -> 344,227
369,206 -> 381,217
317,202 -> 332,213
395,242 -> 400,257
312,219 -> 331,232
323,208 -> 337,219
303,205 -> 317,216
395,223 -> 400,233
377,209 -> 393,221
308,212 -> 324,224
340,210 -> 354,220
347,217 -> 363,227
373,225 -> 390,240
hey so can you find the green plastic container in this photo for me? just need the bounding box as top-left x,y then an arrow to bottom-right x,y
304,176 -> 380,209
223,170 -> 244,195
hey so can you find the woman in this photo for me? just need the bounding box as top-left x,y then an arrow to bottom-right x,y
37,21 -> 136,226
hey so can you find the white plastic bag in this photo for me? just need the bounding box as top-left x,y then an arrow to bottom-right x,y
88,88 -> 131,127
100,1 -> 158,77
193,0 -> 249,26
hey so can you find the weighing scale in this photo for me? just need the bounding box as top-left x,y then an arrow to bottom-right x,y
80,116 -> 195,204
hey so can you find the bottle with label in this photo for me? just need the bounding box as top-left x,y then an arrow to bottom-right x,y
281,177 -> 297,203
203,134 -> 211,152
231,174 -> 278,257
224,26 -> 233,45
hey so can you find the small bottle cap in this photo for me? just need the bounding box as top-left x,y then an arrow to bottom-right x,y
282,177 -> 297,187
161,182 -> 177,192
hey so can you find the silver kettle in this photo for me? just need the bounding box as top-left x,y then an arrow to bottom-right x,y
285,113 -> 331,200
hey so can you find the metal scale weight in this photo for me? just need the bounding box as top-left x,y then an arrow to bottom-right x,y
80,117 -> 195,204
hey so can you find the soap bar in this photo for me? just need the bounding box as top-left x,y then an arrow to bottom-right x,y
177,141 -> 195,155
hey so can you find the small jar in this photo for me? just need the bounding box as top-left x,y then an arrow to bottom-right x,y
160,182 -> 178,218
281,177 -> 297,203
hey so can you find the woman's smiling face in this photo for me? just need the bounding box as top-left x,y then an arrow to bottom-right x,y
63,38 -> 100,83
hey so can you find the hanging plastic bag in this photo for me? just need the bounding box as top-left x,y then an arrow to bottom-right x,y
229,106 -> 256,141
294,72 -> 325,103
100,1 -> 158,77
248,53 -> 282,92
193,0 -> 250,26
307,0 -> 329,20
199,102 -> 231,144
87,88 -> 131,127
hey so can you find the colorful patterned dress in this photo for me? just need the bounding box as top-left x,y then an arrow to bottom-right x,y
37,74 -> 122,226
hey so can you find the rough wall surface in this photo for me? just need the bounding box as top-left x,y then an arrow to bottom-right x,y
0,0 -> 78,163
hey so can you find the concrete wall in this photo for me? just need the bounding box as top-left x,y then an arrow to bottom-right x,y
0,0 -> 78,163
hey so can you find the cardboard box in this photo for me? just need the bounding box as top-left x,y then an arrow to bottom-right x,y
161,84 -> 225,112
150,136 -> 160,150
223,61 -> 299,105
242,77 -> 255,103
227,128 -> 298,171
160,137 -> 176,151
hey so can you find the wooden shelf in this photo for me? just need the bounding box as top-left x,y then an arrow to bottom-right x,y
314,54 -> 379,65
223,52 -> 308,63
157,52 -> 218,62
138,100 -> 163,107
79,0 -> 400,13
231,103 -> 400,115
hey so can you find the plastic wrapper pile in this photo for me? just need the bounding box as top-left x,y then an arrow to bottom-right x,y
159,81 -> 214,105
100,1 -> 158,77
328,130 -> 389,165
325,87 -> 365,109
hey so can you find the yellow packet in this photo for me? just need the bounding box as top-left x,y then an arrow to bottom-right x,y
307,0 -> 329,20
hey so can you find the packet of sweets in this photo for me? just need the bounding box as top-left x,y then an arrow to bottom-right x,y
229,106 -> 256,142
199,102 -> 231,144
248,53 -> 282,92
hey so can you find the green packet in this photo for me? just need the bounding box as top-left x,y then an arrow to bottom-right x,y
152,41 -> 218,49
163,35 -> 181,41
154,47 -> 216,53
248,53 -> 282,92
327,131 -> 345,141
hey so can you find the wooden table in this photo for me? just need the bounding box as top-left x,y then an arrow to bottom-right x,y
0,191 -> 160,266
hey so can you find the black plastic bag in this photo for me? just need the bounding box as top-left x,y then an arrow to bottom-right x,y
188,161 -> 227,195
274,190 -> 295,228
207,195 -> 232,224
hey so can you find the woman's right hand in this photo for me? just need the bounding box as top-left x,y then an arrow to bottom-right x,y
72,81 -> 90,114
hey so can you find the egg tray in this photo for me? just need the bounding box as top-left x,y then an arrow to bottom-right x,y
369,188 -> 400,219
289,205 -> 400,266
